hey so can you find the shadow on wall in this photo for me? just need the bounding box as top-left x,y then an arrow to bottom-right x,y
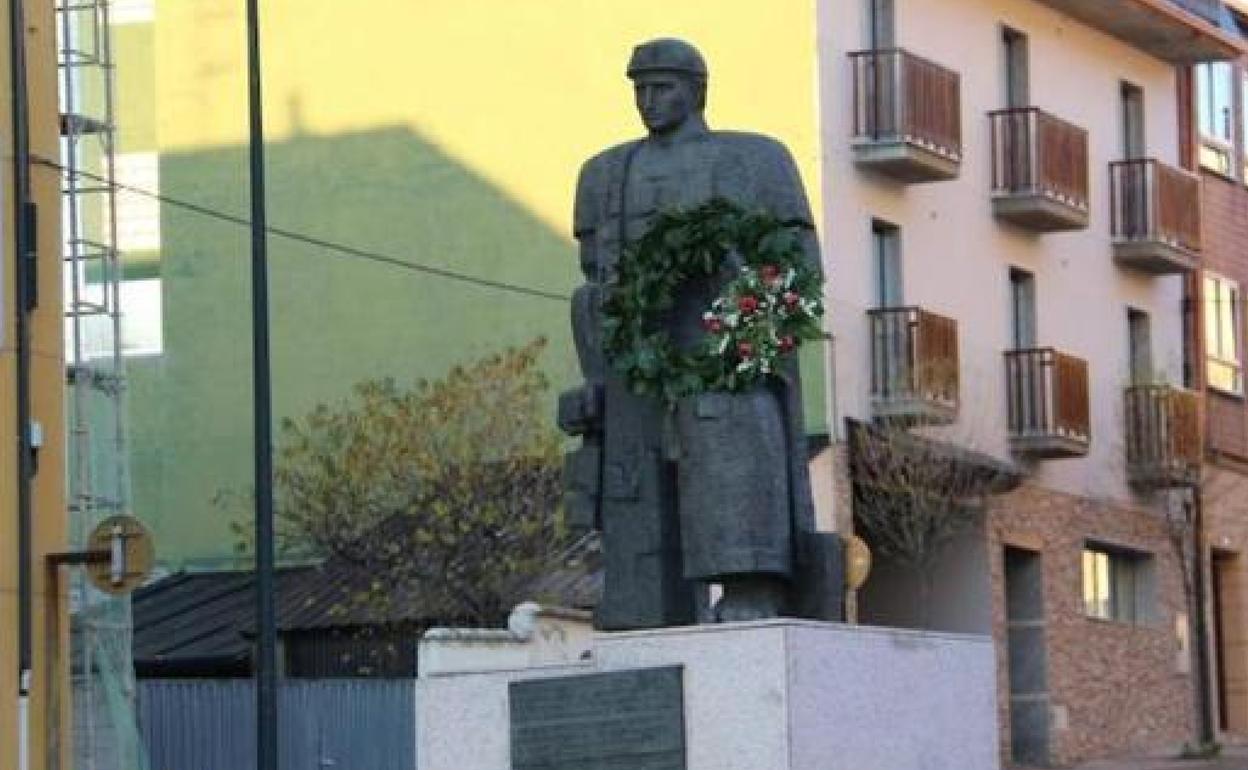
128,124 -> 580,568
127,123 -> 830,568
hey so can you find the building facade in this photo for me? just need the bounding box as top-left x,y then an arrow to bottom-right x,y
0,0 -> 67,767
820,0 -> 1240,765
1184,0 -> 1248,743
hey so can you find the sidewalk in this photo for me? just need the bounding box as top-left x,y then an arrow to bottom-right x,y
1073,745 -> 1248,770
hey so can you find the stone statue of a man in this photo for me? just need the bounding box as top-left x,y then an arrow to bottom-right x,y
559,38 -> 841,630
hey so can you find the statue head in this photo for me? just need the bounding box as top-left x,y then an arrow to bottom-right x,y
627,38 -> 708,136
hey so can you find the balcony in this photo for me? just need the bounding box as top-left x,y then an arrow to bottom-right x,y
1028,0 -> 1244,63
1125,385 -> 1201,487
1004,348 -> 1090,458
849,49 -> 961,183
990,108 -> 1090,232
868,306 -> 959,424
1109,159 -> 1202,274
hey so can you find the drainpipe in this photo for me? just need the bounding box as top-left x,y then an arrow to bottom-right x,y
9,0 -> 36,763
1191,488 -> 1215,747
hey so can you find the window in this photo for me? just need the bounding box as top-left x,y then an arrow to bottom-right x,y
1127,308 -> 1152,385
1241,70 -> 1248,180
1009,268 -> 1036,349
1082,545 -> 1153,623
1196,61 -> 1234,175
1003,28 -> 1029,108
866,0 -> 894,48
1121,82 -> 1145,159
107,151 -> 161,253
872,220 -> 902,307
1205,272 -> 1243,395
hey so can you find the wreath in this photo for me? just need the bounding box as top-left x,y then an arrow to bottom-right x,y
601,198 -> 825,405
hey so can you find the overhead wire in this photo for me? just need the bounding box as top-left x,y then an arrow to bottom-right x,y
31,153 -> 573,303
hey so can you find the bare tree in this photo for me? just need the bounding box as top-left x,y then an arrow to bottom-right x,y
849,414 -> 1017,629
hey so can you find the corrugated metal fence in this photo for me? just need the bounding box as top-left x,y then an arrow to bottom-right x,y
137,680 -> 416,770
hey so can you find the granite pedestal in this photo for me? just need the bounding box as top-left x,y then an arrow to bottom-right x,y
416,619 -> 999,770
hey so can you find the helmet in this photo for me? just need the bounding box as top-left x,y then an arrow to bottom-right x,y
626,38 -> 708,80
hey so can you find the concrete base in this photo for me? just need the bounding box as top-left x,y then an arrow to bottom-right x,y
416,620 -> 1000,770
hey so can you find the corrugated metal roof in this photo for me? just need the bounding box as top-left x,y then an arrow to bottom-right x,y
133,543 -> 600,675
132,567 -> 318,675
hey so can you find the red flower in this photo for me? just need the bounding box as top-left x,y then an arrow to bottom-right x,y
702,316 -> 724,333
738,295 -> 760,315
779,335 -> 796,353
760,264 -> 781,285
737,341 -> 754,359
782,291 -> 800,308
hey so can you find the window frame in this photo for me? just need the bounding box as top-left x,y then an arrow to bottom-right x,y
872,219 -> 902,308
1082,544 -> 1152,625
1196,61 -> 1236,178
1205,271 -> 1244,397
1009,267 -> 1036,350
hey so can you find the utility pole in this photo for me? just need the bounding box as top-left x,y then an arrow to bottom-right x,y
9,0 -> 35,763
245,1 -> 277,769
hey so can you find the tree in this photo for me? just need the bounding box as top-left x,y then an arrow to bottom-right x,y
849,417 -> 1019,628
270,338 -> 567,626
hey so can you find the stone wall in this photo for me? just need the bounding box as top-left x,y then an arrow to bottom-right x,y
988,483 -> 1194,766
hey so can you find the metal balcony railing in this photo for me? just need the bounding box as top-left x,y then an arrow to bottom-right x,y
850,48 -> 962,163
1004,347 -> 1091,456
1110,158 -> 1202,254
868,307 -> 959,422
990,107 -> 1090,212
1124,384 -> 1201,487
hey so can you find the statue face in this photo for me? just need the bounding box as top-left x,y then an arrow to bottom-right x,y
633,72 -> 697,136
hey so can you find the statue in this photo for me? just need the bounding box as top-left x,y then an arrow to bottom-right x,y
559,38 -> 842,630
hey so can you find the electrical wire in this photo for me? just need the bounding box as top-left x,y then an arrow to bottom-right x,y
32,153 -> 573,303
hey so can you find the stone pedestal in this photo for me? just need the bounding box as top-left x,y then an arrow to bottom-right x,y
416,620 -> 999,770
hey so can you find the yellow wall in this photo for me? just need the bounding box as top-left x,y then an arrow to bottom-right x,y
0,0 -> 67,765
154,0 -> 822,234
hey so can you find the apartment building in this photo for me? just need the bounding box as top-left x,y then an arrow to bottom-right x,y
821,0 -> 1242,764
1184,0 -> 1248,744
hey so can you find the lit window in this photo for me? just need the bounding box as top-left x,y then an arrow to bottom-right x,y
1205,273 -> 1243,395
1082,545 -> 1151,623
1196,62 -> 1234,176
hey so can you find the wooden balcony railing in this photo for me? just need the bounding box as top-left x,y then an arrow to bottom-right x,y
1109,159 -> 1202,253
1004,348 -> 1091,456
989,107 -> 1090,211
850,48 -> 962,162
1124,384 -> 1201,487
868,307 -> 959,419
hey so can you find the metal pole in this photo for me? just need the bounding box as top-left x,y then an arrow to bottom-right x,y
9,0 -> 35,762
245,1 -> 277,769
1191,490 -> 1216,747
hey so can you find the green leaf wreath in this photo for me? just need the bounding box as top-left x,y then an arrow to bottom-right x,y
601,198 -> 825,406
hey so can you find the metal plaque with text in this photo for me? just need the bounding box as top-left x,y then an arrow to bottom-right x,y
508,666 -> 685,770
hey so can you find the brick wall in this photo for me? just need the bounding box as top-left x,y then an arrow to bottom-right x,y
988,483 -> 1193,766
1200,172 -> 1248,461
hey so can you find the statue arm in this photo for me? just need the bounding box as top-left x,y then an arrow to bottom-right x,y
559,156 -> 608,436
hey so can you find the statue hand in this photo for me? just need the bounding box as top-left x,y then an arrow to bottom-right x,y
557,381 -> 604,436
